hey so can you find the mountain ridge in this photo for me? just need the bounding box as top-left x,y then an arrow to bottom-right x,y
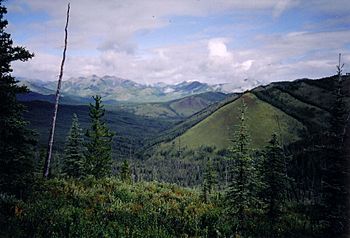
144,75 -> 350,153
18,75 -> 241,103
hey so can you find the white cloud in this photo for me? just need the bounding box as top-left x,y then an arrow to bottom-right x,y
272,0 -> 299,18
12,28 -> 350,89
241,60 -> 254,71
208,38 -> 232,58
6,0 -> 350,90
9,0 -> 300,53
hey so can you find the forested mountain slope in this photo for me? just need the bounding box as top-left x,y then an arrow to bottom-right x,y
110,91 -> 228,118
150,75 -> 350,151
22,101 -> 176,157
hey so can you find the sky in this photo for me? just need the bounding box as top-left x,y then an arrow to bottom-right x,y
5,0 -> 350,88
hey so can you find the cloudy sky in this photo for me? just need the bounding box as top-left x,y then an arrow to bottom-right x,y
5,0 -> 350,87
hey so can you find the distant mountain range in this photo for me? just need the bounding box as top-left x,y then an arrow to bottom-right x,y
19,74 -> 350,159
18,75 -> 248,103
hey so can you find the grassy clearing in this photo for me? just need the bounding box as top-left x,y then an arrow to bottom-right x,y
166,93 -> 305,150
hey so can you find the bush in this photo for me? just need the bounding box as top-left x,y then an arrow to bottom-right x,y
4,177 -> 218,237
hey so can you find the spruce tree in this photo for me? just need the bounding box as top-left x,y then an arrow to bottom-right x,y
226,100 -> 258,237
62,114 -> 85,178
121,160 -> 132,183
322,54 -> 349,237
202,159 -> 215,203
0,0 -> 36,197
85,95 -> 114,178
260,133 -> 288,237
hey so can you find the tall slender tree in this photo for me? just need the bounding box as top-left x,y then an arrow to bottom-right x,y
85,95 -> 114,178
226,100 -> 259,237
121,160 -> 132,183
322,54 -> 349,237
0,0 -> 36,197
62,114 -> 85,178
202,159 -> 216,203
259,133 -> 288,237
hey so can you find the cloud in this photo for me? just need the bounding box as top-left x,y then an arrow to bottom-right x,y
12,28 -> 350,89
272,0 -> 299,18
8,0 -> 298,52
241,60 -> 254,71
6,0 -> 350,90
208,38 -> 232,58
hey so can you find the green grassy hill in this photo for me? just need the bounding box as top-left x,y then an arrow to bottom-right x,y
164,93 -> 305,150
141,93 -> 241,151
168,92 -> 227,117
153,75 -> 350,151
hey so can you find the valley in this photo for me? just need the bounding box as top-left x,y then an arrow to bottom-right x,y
3,1 -> 350,236
20,75 -> 350,187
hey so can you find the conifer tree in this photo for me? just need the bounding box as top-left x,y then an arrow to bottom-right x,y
0,0 -> 36,197
85,95 -> 114,178
62,114 -> 85,178
322,54 -> 349,237
202,159 -> 215,203
259,133 -> 288,237
121,160 -> 132,183
226,100 -> 259,237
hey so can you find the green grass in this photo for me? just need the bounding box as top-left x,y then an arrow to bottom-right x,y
165,93 -> 305,150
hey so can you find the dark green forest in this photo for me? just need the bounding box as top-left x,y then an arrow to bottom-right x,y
1,1 -> 350,237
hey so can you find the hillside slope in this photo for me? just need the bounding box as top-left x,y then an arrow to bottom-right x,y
113,92 -> 228,118
22,101 -> 176,157
154,75 -> 350,151
164,93 -> 305,150
252,75 -> 350,132
19,90 -> 228,119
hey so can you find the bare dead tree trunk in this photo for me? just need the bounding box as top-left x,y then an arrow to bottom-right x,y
43,3 -> 70,178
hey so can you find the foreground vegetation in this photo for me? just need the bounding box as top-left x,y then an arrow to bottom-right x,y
0,178 -> 216,237
0,177 -> 326,238
1,1 -> 349,237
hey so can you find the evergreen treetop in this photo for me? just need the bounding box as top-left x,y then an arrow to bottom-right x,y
85,95 -> 114,178
121,160 -> 132,183
226,100 -> 259,237
202,159 -> 216,203
0,0 -> 36,197
259,133 -> 288,237
322,54 -> 349,237
62,113 -> 85,178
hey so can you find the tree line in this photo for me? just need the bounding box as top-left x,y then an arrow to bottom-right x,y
198,56 -> 349,237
